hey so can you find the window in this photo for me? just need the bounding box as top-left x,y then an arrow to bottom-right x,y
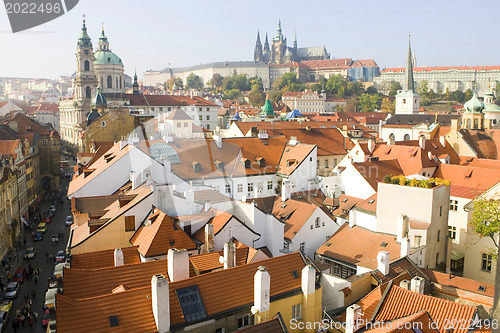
450,200 -> 458,211
403,98 -> 406,104
292,304 -> 301,320
482,253 -> 492,272
267,181 -> 273,190
206,107 -> 210,111
439,206 -> 443,216
315,217 -> 320,228
175,285 -> 207,323
215,329 -> 225,333
206,115 -> 210,120
283,241 -> 289,250
125,216 -> 135,231
247,183 -> 253,192
42,140 -> 47,146
206,124 -> 210,129
184,122 -> 188,127
85,86 -> 91,98
414,235 -> 422,247
159,107 -> 163,111
237,184 -> 243,193
436,252 -> 439,266
177,123 -> 181,127
107,75 -> 112,88
225,184 -> 231,194
199,107 -> 202,112
84,60 -> 89,71
325,159 -> 329,168
309,157 -> 312,162
299,242 -> 305,254
448,226 -> 457,240
102,121 -> 106,127
199,116 -> 202,121
237,314 -> 254,328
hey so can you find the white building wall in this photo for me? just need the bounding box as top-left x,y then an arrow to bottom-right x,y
213,217 -> 260,251
320,273 -> 351,311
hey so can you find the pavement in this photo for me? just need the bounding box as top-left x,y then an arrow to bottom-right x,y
3,166 -> 73,332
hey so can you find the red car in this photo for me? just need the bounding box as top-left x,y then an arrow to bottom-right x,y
12,268 -> 25,284
42,216 -> 52,223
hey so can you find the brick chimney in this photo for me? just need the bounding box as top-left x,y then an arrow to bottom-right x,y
223,240 -> 236,269
114,248 -> 124,266
167,249 -> 189,282
377,251 -> 390,276
254,266 -> 270,313
151,274 -> 170,333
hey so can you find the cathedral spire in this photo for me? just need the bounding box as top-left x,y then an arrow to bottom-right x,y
254,30 -> 263,62
264,32 -> 270,52
98,23 -> 110,51
133,69 -> 139,94
294,30 -> 297,49
404,34 -> 415,92
79,16 -> 91,43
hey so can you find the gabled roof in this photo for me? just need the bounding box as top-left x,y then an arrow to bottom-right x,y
382,65 -> 500,73
272,127 -> 352,155
0,139 -> 21,156
316,224 -> 401,270
165,107 -> 192,120
371,143 -> 440,175
458,129 -> 500,160
71,194 -> 119,214
301,58 -> 352,69
131,209 -> 197,257
277,142 -> 315,176
352,159 -> 403,190
384,114 -> 460,126
371,256 -> 428,285
332,194 -> 365,219
366,310 -> 438,333
434,163 -> 500,196
70,246 -> 141,269
68,142 -> 134,196
422,268 -> 495,299
272,197 -> 318,240
126,93 -> 217,107
355,194 -> 378,214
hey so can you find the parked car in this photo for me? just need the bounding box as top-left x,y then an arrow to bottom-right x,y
65,216 -> 73,226
49,205 -> 56,213
0,310 -> 8,332
24,247 -> 35,260
33,231 -> 43,242
12,268 -> 25,284
0,300 -> 12,312
55,250 -> 65,264
37,223 -> 47,233
4,282 -> 19,299
42,216 -> 52,223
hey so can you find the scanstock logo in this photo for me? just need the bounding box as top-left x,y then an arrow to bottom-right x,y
4,0 -> 79,33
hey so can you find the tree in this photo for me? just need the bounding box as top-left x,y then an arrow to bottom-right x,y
249,76 -> 263,91
222,76 -> 233,91
325,74 -> 347,96
165,77 -> 183,91
381,97 -> 395,113
273,72 -> 304,92
343,95 -> 359,112
388,81 -> 402,98
232,73 -> 250,91
450,90 -> 466,103
470,199 -> 500,258
366,86 -> 377,94
417,80 -> 429,98
464,88 -> 473,102
358,93 -> 382,112
310,83 -> 323,93
248,88 -> 265,107
186,73 -> 203,90
268,89 -> 283,104
346,81 -> 365,97
224,89 -> 242,100
209,73 -> 223,88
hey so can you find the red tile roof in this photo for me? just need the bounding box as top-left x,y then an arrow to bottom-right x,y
70,246 -> 141,269
382,65 -> 500,73
301,58 -> 352,69
277,142 -> 315,176
422,268 -> 495,298
126,93 -> 217,107
272,197 -> 318,240
366,310 -> 438,333
332,194 -> 365,218
352,159 -> 404,190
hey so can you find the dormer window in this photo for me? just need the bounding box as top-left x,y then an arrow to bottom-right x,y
214,160 -> 224,171
242,158 -> 251,169
256,157 -> 265,167
192,161 -> 202,173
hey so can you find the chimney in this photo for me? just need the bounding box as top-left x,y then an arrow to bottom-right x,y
451,118 -> 459,132
419,135 -> 426,149
289,136 -> 298,146
281,179 -> 291,202
410,276 -> 425,294
399,279 -> 411,290
428,151 -> 433,161
185,190 -> 194,206
389,135 -> 395,146
213,133 -> 222,149
367,138 -> 375,154
114,248 -> 124,266
400,237 -> 410,257
301,264 -> 316,296
204,201 -> 211,212
205,223 -> 214,252
254,266 -> 270,313
257,130 -> 268,140
305,125 -> 312,131
346,304 -> 362,333
439,136 -> 446,147
377,251 -> 390,276
167,249 -> 189,282
151,274 -> 170,333
342,125 -> 348,137
349,209 -> 357,228
397,215 -> 409,242
223,240 -> 236,269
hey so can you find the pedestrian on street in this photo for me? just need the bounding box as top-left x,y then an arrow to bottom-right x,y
12,319 -> 17,332
31,289 -> 36,299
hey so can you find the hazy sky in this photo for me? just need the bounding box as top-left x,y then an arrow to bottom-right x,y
1,0 -> 498,79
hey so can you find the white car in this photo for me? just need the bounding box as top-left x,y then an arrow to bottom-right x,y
65,216 -> 73,226
24,247 -> 36,260
5,282 -> 19,299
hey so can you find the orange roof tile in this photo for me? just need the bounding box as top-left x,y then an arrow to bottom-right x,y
277,142 -> 315,176
382,65 -> 500,73
422,268 -> 495,299
236,315 -> 287,332
434,164 -> 500,193
332,194 -> 365,218
272,197 -> 317,239
316,224 -> 401,270
366,310 -> 438,333
353,159 -> 404,190
375,285 -> 477,333
0,139 -> 21,156
355,194 -> 378,214
70,246 -> 141,269
131,209 -> 197,257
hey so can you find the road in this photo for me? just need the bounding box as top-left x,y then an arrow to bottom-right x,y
3,165 -> 73,332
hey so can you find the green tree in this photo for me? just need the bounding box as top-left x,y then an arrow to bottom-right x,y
417,80 -> 429,98
450,90 -> 466,103
366,86 -> 377,94
224,89 -> 242,100
310,83 -> 323,93
268,89 -> 283,104
209,73 -> 223,88
358,93 -> 382,112
273,72 -> 304,92
249,76 -> 264,91
186,73 -> 203,90
232,73 -> 250,91
325,74 -> 347,96
346,81 -> 365,97
344,95 -> 359,112
222,76 -> 233,91
248,87 -> 265,107
164,77 -> 183,91
470,199 -> 500,258
381,97 -> 395,113
388,80 -> 402,98
464,88 -> 473,102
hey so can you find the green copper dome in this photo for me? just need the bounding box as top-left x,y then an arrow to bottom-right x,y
91,87 -> 107,107
94,50 -> 122,66
86,109 -> 101,126
261,98 -> 274,116
464,93 -> 484,113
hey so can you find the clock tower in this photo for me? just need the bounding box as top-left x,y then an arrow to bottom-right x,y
74,18 -> 97,100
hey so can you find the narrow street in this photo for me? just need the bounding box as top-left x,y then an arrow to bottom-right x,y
3,162 -> 73,332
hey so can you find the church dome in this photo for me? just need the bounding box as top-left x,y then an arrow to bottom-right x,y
91,87 -> 107,108
261,98 -> 274,116
94,50 -> 122,66
464,93 -> 484,113
86,109 -> 101,126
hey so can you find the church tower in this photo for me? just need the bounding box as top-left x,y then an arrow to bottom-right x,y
395,36 -> 420,114
133,70 -> 140,94
74,18 -> 98,100
271,20 -> 287,64
254,31 -> 264,62
94,26 -> 125,96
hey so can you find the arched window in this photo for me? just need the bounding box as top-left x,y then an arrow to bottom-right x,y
100,77 -> 103,87
315,217 -> 320,228
107,75 -> 112,88
177,122 -> 181,127
404,134 -> 410,141
120,78 -> 122,89
474,119 -> 479,129
466,119 -> 471,128
85,86 -> 91,98
116,77 -> 118,88
184,122 -> 188,127
494,119 -> 497,125
389,133 -> 395,142
84,60 -> 89,71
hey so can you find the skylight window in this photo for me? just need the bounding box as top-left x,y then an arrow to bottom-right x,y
478,285 -> 487,292
380,242 -> 388,247
176,285 -> 207,324
368,199 -> 375,204
291,271 -> 299,279
109,316 -> 119,327
342,198 -> 348,203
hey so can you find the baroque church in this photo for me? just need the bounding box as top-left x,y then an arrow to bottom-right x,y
59,19 -> 127,151
254,20 -> 329,64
